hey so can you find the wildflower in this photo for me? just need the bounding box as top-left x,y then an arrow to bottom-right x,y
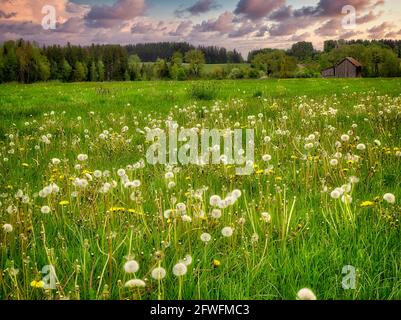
297,288 -> 317,300
93,170 -> 102,178
330,189 -> 341,199
124,260 -> 139,274
180,255 -> 193,266
117,169 -> 126,177
356,144 -> 366,151
176,203 -> 186,212
151,267 -> 167,280
181,215 -> 192,222
132,180 -> 141,188
341,194 -> 353,204
383,193 -> 396,204
361,201 -> 375,208
165,172 -> 174,179
209,195 -> 221,206
221,227 -> 234,237
374,140 -> 381,146
77,154 -> 88,162
172,263 -> 187,277
341,134 -> 350,142
211,209 -> 222,219
59,200 -> 69,206
125,279 -> 146,288
262,154 -> 272,162
3,224 -> 13,233
261,212 -> 271,223
30,280 -> 44,288
51,158 -> 61,165
200,233 -> 212,243
213,259 -> 221,267
232,189 -> 242,199
41,206 -> 51,214
329,159 -> 338,167
304,143 -> 314,150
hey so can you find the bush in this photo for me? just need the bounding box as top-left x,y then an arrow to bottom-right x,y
228,68 -> 245,79
188,82 -> 220,100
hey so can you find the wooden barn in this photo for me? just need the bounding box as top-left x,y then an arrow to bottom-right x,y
322,57 -> 362,78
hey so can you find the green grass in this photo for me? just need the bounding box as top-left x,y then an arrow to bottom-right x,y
1,78 -> 401,300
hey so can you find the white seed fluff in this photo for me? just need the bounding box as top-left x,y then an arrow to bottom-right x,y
297,288 -> 317,300
172,263 -> 187,277
124,260 -> 139,274
151,267 -> 167,280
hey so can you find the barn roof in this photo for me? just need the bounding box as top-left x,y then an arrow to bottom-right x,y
337,57 -> 362,67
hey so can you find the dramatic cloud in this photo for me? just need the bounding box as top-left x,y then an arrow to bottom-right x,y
169,21 -> 193,36
194,11 -> 235,33
367,21 -> 395,38
0,10 -> 17,19
175,0 -> 220,17
85,0 -> 145,28
293,0 -> 378,18
234,0 -> 285,20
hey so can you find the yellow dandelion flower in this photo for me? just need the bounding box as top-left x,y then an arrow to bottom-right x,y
361,201 -> 375,208
255,169 -> 264,174
213,259 -> 221,267
59,200 -> 70,206
22,163 -> 29,167
275,176 -> 282,182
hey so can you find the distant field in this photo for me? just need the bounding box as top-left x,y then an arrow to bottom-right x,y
1,78 -> 401,300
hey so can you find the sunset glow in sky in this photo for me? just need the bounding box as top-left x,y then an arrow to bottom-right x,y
1,0 -> 401,54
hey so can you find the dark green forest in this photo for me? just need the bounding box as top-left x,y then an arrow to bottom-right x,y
0,39 -> 400,83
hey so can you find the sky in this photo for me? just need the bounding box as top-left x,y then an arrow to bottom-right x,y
1,0 -> 401,55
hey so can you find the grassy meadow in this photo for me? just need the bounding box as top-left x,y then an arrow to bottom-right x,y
1,78 -> 401,300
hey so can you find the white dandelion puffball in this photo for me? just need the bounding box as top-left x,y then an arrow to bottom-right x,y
200,233 -> 212,243
117,169 -> 126,177
356,144 -> 366,151
383,193 -> 396,204
330,189 -> 341,199
124,260 -> 139,274
151,267 -> 167,280
172,263 -> 188,277
211,209 -> 222,219
41,206 -> 51,214
51,158 -> 61,165
261,212 -> 271,223
77,154 -> 88,162
232,189 -> 242,199
181,255 -> 193,266
329,159 -> 338,167
3,224 -> 13,233
262,154 -> 272,162
341,194 -> 353,204
297,288 -> 317,300
165,172 -> 174,179
125,279 -> 146,288
221,227 -> 234,237
209,195 -> 221,206
341,134 -> 350,142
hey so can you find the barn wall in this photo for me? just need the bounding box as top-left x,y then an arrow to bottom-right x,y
335,60 -> 357,78
322,68 -> 335,78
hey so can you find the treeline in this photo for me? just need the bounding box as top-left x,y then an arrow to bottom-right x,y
247,39 -> 401,78
127,42 -> 243,63
1,38 -> 401,83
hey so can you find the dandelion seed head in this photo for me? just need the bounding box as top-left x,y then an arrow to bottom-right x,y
297,288 -> 317,301
124,260 -> 139,274
383,193 -> 396,204
151,267 -> 167,280
172,263 -> 187,277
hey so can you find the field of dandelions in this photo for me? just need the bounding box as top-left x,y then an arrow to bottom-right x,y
1,79 -> 401,300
